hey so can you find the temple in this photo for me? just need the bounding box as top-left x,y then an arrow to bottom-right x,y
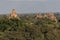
35,13 -> 57,22
9,9 -> 20,19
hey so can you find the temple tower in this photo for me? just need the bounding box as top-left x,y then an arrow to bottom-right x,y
35,14 -> 43,19
9,9 -> 20,19
47,13 -> 57,22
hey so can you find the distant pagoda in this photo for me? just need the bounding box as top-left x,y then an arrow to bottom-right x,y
35,13 -> 57,23
9,9 -> 20,19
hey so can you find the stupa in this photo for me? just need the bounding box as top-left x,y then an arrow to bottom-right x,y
35,14 -> 43,19
9,9 -> 20,19
47,13 -> 57,22
35,13 -> 57,22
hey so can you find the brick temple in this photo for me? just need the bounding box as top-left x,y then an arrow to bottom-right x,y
35,13 -> 57,22
9,9 -> 20,19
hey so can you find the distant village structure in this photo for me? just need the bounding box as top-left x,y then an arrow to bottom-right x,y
9,9 -> 20,19
35,13 -> 57,22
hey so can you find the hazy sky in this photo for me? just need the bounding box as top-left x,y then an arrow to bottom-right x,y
0,0 -> 60,14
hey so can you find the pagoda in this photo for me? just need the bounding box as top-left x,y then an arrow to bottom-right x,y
9,9 -> 20,19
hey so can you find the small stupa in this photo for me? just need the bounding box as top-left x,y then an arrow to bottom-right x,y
35,13 -> 57,22
9,9 -> 20,19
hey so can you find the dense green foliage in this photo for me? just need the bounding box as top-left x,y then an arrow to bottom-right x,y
0,14 -> 60,40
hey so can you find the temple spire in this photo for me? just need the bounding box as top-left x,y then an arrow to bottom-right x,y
9,9 -> 20,19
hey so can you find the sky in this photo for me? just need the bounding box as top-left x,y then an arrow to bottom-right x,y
0,0 -> 60,14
